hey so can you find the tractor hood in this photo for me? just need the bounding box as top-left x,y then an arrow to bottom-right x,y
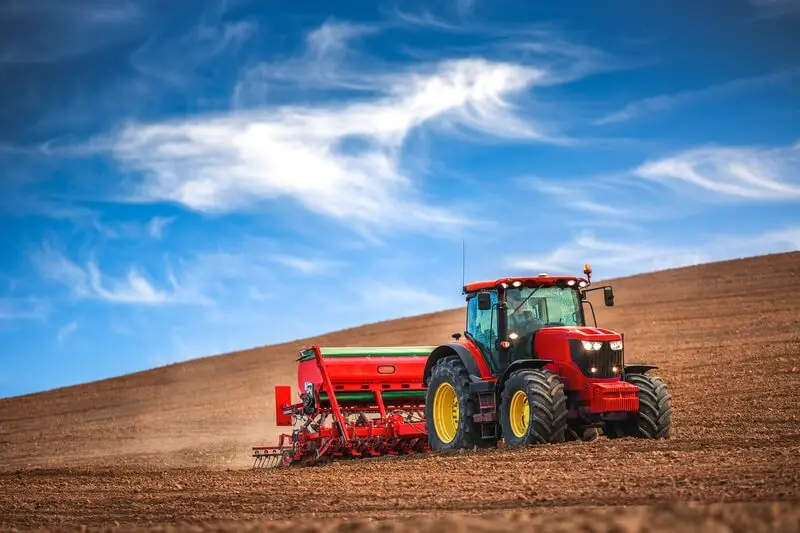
532,326 -> 624,380
536,326 -> 622,341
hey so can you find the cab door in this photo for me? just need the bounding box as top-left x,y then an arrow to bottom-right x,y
466,291 -> 502,375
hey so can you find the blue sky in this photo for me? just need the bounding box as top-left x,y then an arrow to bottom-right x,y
1,0 -> 798,398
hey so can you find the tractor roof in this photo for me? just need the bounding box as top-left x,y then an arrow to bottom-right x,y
463,274 -> 588,293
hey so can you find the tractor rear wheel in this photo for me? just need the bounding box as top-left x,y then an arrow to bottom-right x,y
424,355 -> 481,450
606,373 -> 672,439
499,369 -> 568,446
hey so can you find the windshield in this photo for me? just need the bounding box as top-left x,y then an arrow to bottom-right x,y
506,286 -> 583,338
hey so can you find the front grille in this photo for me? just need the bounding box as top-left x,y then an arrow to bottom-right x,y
569,340 -> 623,378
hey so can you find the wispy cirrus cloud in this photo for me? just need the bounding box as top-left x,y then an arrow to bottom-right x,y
520,139 -> 800,229
455,0 -> 477,17
596,68 -> 800,125
306,18 -> 377,58
30,243 -> 90,297
30,243 -> 207,305
359,281 -> 455,316
526,179 -> 626,216
4,196 -> 178,241
748,0 -> 800,17
33,18 -> 613,241
0,298 -> 49,320
146,216 -> 175,239
111,55 -> 545,236
267,254 -> 346,275
56,320 -> 78,343
86,262 -> 179,304
391,8 -> 463,32
516,172 -> 676,231
232,18 -> 380,105
130,16 -> 257,87
506,226 -> 800,276
0,0 -> 146,64
635,141 -> 800,200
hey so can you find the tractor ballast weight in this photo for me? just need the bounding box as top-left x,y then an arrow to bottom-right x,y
252,345 -> 434,467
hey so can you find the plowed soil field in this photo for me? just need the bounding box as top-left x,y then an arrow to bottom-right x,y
1,252 -> 799,532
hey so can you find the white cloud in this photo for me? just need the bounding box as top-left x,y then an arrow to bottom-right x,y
232,19 -> 380,104
306,18 -> 376,59
749,0 -> 800,16
596,68 -> 799,125
147,216 -> 176,239
0,0 -> 145,64
529,180 -> 625,216
455,0 -> 476,16
111,56 -> 544,236
131,17 -> 257,86
0,298 -> 49,320
392,8 -> 463,32
506,226 -> 800,277
359,282 -> 453,316
31,242 -> 90,297
267,254 -> 346,275
86,263 -> 174,304
635,142 -> 800,200
247,286 -> 272,301
56,320 -> 78,343
31,244 -> 207,305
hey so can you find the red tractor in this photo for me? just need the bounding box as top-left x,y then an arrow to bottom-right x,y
423,264 -> 672,449
252,265 -> 672,467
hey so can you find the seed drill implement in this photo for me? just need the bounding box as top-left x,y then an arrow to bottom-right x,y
252,345 -> 433,467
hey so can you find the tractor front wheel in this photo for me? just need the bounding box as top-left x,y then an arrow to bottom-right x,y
606,373 -> 672,439
499,369 -> 568,446
424,355 -> 482,450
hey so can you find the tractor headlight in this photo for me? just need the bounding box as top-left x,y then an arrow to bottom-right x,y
610,340 -> 623,351
581,341 -> 602,351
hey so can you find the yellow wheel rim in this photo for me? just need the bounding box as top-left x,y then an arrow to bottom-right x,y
509,390 -> 530,438
433,382 -> 459,444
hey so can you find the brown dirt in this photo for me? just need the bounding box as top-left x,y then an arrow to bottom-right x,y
1,252 -> 799,532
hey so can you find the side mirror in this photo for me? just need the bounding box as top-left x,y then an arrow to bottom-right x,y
477,292 -> 492,311
604,287 -> 615,307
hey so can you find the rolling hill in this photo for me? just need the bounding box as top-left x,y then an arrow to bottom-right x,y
1,251 -> 798,471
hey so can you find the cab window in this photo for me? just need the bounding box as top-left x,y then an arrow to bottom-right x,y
466,291 -> 501,373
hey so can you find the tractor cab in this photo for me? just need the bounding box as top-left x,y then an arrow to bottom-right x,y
463,265 -> 614,376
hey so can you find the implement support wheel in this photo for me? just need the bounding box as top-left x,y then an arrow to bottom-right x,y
499,369 -> 568,446
425,356 -> 481,450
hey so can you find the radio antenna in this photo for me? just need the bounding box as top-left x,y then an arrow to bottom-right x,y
461,239 -> 466,293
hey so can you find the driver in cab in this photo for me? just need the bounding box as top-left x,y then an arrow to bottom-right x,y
507,295 -> 544,339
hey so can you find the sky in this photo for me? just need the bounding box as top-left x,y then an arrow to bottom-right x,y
0,0 -> 798,398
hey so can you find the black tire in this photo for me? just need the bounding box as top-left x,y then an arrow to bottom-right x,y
424,356 -> 481,450
606,373 -> 672,439
499,369 -> 568,446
